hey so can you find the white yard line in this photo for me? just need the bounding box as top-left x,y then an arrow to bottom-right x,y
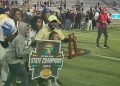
90,53 -> 120,61
78,35 -> 120,41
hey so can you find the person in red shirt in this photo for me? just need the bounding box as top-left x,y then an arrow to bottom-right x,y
96,7 -> 110,48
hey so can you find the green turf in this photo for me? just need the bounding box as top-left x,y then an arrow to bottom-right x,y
111,19 -> 120,25
58,27 -> 120,86
1,26 -> 120,86
29,27 -> 120,86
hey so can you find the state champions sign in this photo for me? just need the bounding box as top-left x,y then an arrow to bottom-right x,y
29,40 -> 64,80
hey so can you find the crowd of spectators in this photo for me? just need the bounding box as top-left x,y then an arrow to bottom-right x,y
0,0 -> 112,85
0,0 -> 112,31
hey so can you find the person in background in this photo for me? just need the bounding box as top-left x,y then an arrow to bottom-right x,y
15,0 -> 18,6
96,7 -> 110,48
87,8 -> 94,30
64,9 -> 71,30
42,8 -> 51,24
74,10 -> 82,30
92,9 -> 96,29
4,22 -> 32,86
0,7 -> 4,14
24,9 -> 32,24
10,8 -> 23,25
7,8 -> 24,42
4,8 -> 10,16
69,10 -> 75,30
0,8 -> 16,48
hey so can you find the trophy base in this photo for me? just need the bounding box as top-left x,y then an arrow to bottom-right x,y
63,48 -> 90,59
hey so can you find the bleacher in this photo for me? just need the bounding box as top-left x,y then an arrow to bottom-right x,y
64,0 -> 102,13
65,0 -> 120,13
101,0 -> 120,13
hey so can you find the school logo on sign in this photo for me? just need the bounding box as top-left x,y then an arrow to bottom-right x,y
29,40 -> 64,80
41,47 -> 54,55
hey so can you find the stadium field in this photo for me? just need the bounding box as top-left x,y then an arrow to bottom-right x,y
0,26 -> 120,86
58,27 -> 120,86
26,26 -> 120,86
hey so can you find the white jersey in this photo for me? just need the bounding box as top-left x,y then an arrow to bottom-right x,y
0,14 -> 16,41
95,12 -> 99,20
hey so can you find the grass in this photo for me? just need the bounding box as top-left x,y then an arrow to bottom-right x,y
58,27 -> 120,86
1,26 -> 120,86
17,26 -> 120,86
111,19 -> 120,25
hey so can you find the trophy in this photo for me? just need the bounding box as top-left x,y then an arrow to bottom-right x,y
68,33 -> 79,59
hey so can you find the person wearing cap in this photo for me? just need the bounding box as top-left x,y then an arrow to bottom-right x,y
0,8 -> 17,48
34,15 -> 70,86
34,15 -> 67,41
96,7 -> 110,48
47,15 -> 63,86
42,8 -> 51,24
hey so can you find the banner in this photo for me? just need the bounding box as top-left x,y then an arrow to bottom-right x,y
111,14 -> 120,19
29,40 -> 64,80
